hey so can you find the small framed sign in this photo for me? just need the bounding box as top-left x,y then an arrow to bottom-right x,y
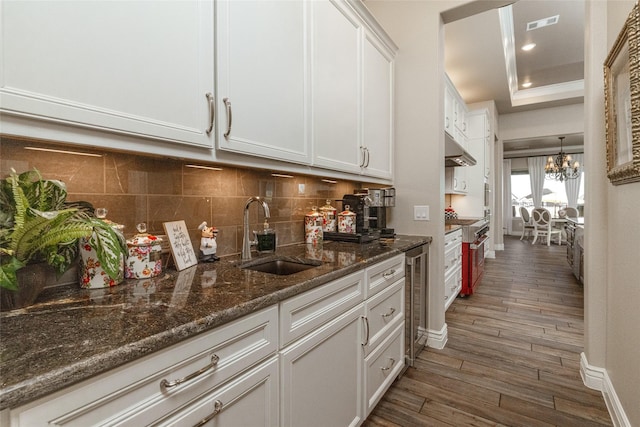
162,220 -> 198,271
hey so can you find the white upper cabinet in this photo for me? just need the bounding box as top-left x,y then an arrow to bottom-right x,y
215,0 -> 311,164
311,1 -> 397,180
311,0 -> 361,174
0,1 -> 215,148
362,31 -> 394,179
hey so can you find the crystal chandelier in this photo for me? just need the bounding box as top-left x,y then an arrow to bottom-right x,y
545,137 -> 579,182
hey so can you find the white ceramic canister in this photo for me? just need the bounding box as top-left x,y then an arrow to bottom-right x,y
78,208 -> 125,289
338,205 -> 357,234
319,199 -> 337,232
304,206 -> 323,244
125,223 -> 163,279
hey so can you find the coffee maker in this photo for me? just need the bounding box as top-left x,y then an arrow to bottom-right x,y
341,188 -> 395,238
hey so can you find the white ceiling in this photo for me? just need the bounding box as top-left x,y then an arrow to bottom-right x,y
444,0 -> 585,154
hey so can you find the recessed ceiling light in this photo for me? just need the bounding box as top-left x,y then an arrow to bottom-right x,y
522,82 -> 532,88
521,43 -> 536,51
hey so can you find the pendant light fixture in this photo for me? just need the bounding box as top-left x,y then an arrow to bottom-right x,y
545,137 -> 580,182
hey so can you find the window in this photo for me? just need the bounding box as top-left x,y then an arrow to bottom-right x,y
511,172 -> 584,217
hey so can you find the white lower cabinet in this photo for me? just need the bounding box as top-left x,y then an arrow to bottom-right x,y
8,307 -> 278,426
280,304 -> 364,427
364,322 -> 404,415
7,257 -> 406,426
154,357 -> 279,427
444,229 -> 463,311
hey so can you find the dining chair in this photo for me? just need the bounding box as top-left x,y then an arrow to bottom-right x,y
531,208 -> 562,246
564,207 -> 579,219
519,207 -> 535,241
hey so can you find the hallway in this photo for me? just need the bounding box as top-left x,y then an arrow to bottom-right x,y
364,235 -> 612,426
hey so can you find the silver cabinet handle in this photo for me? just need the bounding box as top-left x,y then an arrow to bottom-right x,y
382,269 -> 396,279
223,97 -> 232,138
364,147 -> 370,168
194,400 -> 223,427
445,117 -> 449,129
205,92 -> 215,135
160,354 -> 220,389
381,307 -> 396,318
361,316 -> 370,346
380,357 -> 395,372
359,146 -> 366,167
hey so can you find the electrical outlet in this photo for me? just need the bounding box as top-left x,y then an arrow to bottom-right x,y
414,205 -> 429,221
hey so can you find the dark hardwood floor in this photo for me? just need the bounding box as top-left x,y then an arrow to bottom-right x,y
364,235 -> 612,427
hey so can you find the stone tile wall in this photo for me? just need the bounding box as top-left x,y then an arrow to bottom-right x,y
1,135 -> 370,257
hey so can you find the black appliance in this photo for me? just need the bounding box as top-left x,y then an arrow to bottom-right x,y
341,188 -> 395,238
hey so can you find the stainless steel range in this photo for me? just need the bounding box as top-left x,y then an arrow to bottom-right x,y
445,218 -> 489,296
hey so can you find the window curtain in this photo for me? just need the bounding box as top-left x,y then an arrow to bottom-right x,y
565,153 -> 583,208
503,159 -> 512,235
527,156 -> 546,208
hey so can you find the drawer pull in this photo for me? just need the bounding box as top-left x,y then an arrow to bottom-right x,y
205,92 -> 215,135
382,269 -> 396,279
194,400 -> 223,427
160,354 -> 220,389
361,316 -> 370,346
381,307 -> 396,318
380,357 -> 396,372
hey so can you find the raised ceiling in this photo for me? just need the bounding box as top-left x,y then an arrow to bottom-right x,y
444,0 -> 585,116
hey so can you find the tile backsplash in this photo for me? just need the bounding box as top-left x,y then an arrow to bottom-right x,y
1,135 -> 371,257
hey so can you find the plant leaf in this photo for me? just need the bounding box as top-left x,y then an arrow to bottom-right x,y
0,257 -> 25,290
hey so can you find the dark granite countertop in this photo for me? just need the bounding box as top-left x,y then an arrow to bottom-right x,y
445,224 -> 462,234
0,235 -> 430,410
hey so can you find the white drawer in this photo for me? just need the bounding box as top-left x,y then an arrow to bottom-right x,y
444,229 -> 462,248
11,306 -> 278,427
444,265 -> 461,311
366,254 -> 405,298
363,279 -> 404,356
364,322 -> 404,416
279,270 -> 365,348
152,357 -> 279,427
444,244 -> 461,277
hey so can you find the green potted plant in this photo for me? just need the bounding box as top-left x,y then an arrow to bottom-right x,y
0,168 -> 126,309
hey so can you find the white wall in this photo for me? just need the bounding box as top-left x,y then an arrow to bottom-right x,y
499,103 -> 585,142
584,1 -> 639,425
366,0 -> 458,347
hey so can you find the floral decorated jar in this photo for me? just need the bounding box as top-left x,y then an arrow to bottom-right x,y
319,199 -> 337,232
78,208 -> 125,289
304,206 -> 324,245
338,205 -> 356,234
125,223 -> 163,279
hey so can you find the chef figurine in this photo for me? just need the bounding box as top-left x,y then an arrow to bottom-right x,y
197,221 -> 219,262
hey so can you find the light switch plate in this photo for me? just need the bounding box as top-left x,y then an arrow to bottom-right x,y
414,205 -> 429,221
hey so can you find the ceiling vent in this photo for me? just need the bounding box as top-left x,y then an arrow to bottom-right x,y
526,15 -> 559,31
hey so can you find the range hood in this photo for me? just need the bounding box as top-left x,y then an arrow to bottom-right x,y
445,132 -> 476,167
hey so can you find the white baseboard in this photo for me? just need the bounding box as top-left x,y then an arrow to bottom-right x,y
494,243 -> 504,251
486,250 -> 496,259
580,352 -> 630,427
425,323 -> 448,349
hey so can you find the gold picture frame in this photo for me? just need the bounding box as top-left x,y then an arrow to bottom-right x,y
604,2 -> 640,185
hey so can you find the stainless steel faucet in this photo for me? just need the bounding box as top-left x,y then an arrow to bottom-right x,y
242,196 -> 271,261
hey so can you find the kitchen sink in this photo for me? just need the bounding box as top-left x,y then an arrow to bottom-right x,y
240,257 -> 322,276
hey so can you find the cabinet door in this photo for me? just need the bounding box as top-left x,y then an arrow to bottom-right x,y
153,357 -> 279,427
280,304 -> 364,427
216,0 -> 310,164
0,1 -> 215,148
311,0 -> 362,174
362,31 -> 394,179
444,85 -> 455,136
